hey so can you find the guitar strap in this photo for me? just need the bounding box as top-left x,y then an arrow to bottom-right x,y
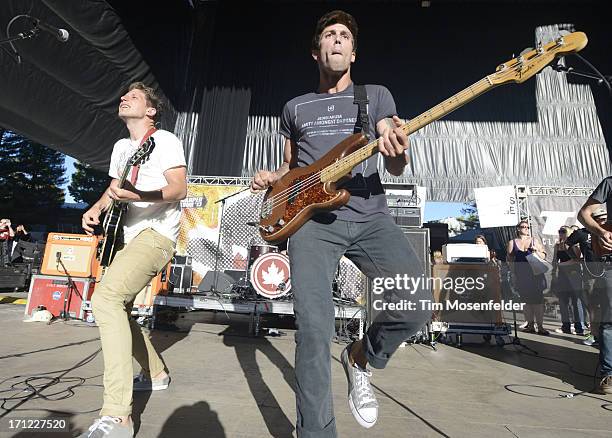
350,85 -> 371,196
129,126 -> 157,185
353,85 -> 369,137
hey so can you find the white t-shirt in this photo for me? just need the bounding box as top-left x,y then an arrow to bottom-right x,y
108,129 -> 186,243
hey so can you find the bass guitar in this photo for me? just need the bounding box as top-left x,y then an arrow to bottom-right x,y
258,32 -> 588,244
98,137 -> 156,266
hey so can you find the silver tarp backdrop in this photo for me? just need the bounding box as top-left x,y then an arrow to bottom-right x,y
240,24 -> 611,202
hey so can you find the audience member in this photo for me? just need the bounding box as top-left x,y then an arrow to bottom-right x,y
552,225 -> 587,334
507,220 -> 549,335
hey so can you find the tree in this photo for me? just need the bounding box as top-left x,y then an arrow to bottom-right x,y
68,161 -> 110,206
0,129 -> 66,224
460,200 -> 479,227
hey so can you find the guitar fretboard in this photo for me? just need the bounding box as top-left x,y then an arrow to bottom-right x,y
320,76 -> 494,182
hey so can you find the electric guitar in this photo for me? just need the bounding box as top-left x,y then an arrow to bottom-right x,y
98,138 -> 156,266
258,32 -> 588,244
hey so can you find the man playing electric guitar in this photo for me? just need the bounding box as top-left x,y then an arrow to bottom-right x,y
251,11 -> 431,436
80,82 -> 187,438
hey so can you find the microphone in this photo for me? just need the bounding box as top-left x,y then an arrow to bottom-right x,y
32,18 -> 69,42
56,251 -> 62,263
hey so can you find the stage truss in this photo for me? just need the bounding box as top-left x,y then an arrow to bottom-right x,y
136,175 -> 366,331
515,184 -> 594,225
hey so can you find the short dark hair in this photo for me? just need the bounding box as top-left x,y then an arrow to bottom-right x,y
128,82 -> 162,121
311,10 -> 358,53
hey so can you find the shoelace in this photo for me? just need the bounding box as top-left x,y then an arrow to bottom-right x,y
88,416 -> 120,437
353,365 -> 377,407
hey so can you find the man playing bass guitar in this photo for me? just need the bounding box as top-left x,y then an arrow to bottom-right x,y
578,178 -> 612,395
80,82 -> 187,438
251,10 -> 431,437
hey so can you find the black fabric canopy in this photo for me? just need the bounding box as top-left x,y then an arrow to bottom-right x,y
1,1 -> 610,186
0,0 -> 182,168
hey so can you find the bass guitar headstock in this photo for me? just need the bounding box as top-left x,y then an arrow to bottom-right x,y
488,31 -> 587,85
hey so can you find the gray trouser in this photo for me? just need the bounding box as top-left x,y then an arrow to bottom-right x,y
288,214 -> 432,437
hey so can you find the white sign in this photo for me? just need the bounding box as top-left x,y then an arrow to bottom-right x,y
474,186 -> 519,228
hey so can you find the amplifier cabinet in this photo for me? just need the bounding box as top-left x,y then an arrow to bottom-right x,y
431,264 -> 503,325
25,274 -> 95,319
41,233 -> 100,278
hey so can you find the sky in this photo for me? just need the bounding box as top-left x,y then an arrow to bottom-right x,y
424,201 -> 466,221
61,154 -> 466,219
62,155 -> 77,203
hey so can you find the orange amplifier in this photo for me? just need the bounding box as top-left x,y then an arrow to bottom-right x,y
41,233 -> 101,278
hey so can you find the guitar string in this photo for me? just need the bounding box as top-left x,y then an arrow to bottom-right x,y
264,80 -> 489,212
263,77 -> 493,212
263,78 -> 491,212
102,138 -> 154,246
263,40 -> 570,210
263,42 -> 565,212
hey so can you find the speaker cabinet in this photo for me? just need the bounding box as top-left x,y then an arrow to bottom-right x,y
41,233 -> 100,278
431,264 -> 503,325
25,274 -> 95,319
365,228 -> 431,327
401,228 -> 431,280
169,256 -> 193,294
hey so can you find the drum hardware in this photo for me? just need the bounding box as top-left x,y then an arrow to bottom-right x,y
249,252 -> 292,299
247,243 -> 279,272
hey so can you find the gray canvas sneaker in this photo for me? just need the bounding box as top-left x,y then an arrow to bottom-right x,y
340,343 -> 378,428
133,372 -> 170,392
78,416 -> 133,437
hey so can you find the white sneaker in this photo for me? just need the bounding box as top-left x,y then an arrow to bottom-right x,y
340,344 -> 378,428
133,372 -> 170,392
78,416 -> 133,438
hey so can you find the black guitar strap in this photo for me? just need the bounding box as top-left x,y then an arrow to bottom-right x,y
353,84 -> 369,138
350,84 -> 371,197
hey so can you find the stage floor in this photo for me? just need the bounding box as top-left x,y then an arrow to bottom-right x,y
0,300 -> 611,438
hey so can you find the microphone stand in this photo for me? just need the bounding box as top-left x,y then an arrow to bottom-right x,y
56,252 -> 84,321
207,187 -> 251,297
553,54 -> 612,97
0,15 -> 41,64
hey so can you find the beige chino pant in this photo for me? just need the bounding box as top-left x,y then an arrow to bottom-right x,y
92,228 -> 174,417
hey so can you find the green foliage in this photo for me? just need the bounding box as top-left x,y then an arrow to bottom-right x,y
0,130 -> 66,224
68,161 -> 110,206
460,200 -> 479,228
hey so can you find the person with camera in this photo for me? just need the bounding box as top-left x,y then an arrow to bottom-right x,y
0,218 -> 15,266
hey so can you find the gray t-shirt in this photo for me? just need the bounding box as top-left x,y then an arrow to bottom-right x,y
279,84 -> 397,221
590,176 -> 612,223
